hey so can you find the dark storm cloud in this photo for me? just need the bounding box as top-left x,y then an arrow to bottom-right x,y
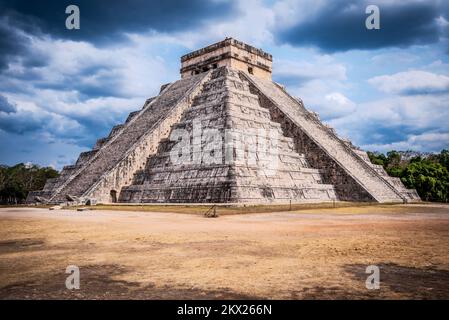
277,1 -> 447,52
0,112 -> 45,134
0,95 -> 16,113
0,92 -> 133,146
0,0 -> 236,43
0,103 -> 94,146
32,69 -> 126,100
0,16 -> 54,72
0,0 -> 236,98
0,18 -> 30,70
357,124 -> 412,146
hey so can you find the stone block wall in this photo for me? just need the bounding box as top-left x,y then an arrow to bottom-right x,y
86,72 -> 212,203
35,72 -> 211,204
121,66 -> 336,204
241,72 -> 406,203
251,90 -> 375,202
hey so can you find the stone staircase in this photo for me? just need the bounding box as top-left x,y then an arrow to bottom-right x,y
35,72 -> 211,204
242,72 -> 415,203
352,149 -> 421,201
120,66 -> 336,203
27,65 -> 419,204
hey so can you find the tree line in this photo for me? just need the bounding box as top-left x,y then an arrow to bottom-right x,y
367,149 -> 449,202
1,150 -> 448,204
0,163 -> 59,204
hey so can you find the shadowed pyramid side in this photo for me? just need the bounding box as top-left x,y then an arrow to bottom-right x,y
241,72 -> 419,203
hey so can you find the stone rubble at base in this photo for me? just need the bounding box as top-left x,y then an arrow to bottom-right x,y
26,38 -> 420,205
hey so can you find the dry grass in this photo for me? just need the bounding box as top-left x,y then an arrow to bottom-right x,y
66,201 -> 410,216
0,203 -> 448,299
0,204 -> 51,209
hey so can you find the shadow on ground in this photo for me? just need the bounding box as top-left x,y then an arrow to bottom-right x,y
0,264 -> 259,300
343,263 -> 449,299
286,263 -> 449,299
0,238 -> 46,254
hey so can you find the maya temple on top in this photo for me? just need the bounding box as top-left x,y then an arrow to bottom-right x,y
27,38 -> 420,205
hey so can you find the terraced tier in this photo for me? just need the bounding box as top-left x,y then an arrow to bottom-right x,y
120,67 -> 336,203
241,72 -> 417,203
26,72 -> 212,204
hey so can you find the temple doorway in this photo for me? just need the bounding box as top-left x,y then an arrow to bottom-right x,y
110,190 -> 117,203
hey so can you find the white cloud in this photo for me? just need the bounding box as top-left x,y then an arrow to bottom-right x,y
425,60 -> 449,75
1,0 -> 449,168
436,16 -> 449,27
275,55 -> 353,120
370,52 -> 418,66
138,0 -> 277,48
330,93 -> 449,151
292,82 -> 356,120
368,70 -> 449,95
325,92 -> 356,109
25,35 -> 172,98
207,0 -> 276,46
0,30 -> 179,153
361,132 -> 449,153
275,57 -> 347,82
272,0 -> 329,29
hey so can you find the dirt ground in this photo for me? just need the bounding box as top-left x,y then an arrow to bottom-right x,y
0,203 -> 448,299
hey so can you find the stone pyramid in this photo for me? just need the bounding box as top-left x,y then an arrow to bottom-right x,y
27,38 -> 420,204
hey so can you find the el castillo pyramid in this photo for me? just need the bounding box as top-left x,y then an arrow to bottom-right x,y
27,38 -> 420,205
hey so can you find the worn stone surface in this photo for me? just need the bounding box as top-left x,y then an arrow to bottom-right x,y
28,72 -> 211,204
181,38 -> 272,80
242,72 -> 419,203
120,67 -> 336,203
27,39 -> 419,204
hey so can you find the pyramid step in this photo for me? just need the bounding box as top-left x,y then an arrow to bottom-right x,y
125,110 -> 140,123
47,71 -> 213,203
93,137 -> 109,150
76,150 -> 98,166
241,72 -> 415,203
109,124 -> 124,138
121,66 -> 336,204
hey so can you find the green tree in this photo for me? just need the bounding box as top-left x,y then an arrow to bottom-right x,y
386,150 -> 401,168
438,149 -> 449,171
367,151 -> 387,167
0,163 -> 59,204
400,161 -> 449,202
368,149 -> 449,202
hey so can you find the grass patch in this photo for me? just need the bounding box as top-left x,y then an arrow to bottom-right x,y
0,204 -> 52,209
64,201 -> 399,215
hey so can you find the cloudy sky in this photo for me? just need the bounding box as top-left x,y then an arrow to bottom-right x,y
0,0 -> 448,169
